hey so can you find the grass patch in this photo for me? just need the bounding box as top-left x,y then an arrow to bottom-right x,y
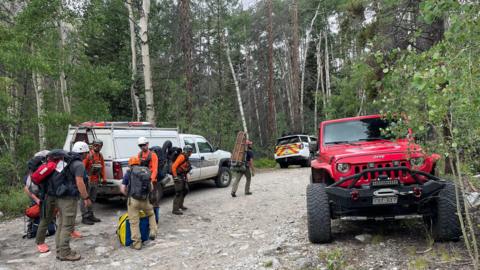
408,257 -> 428,270
263,260 -> 273,268
371,234 -> 385,244
0,187 -> 30,220
319,248 -> 347,270
254,158 -> 277,169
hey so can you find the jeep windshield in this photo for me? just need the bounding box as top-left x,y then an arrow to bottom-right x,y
323,118 -> 392,145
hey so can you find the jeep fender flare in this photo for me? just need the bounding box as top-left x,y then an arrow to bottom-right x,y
311,160 -> 334,185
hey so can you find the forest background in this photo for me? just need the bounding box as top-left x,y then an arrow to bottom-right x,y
0,0 -> 479,222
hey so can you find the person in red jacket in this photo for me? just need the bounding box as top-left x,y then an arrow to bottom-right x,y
81,139 -> 105,225
171,145 -> 193,215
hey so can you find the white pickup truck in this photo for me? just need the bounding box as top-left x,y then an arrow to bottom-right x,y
63,122 -> 232,198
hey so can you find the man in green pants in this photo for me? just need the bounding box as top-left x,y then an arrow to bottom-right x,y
52,141 -> 92,261
231,140 -> 255,197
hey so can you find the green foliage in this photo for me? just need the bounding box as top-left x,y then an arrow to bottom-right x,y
254,158 -> 277,169
0,188 -> 30,219
319,248 -> 347,270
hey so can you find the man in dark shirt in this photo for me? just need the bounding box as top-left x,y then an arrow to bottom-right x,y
55,142 -> 92,261
231,140 -> 255,197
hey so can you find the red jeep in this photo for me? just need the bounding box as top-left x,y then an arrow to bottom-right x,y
307,115 -> 462,243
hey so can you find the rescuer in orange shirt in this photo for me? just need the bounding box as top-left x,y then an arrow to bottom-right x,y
171,145 -> 193,215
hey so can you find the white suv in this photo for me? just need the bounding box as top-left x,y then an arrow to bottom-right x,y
62,122 -> 232,198
274,134 -> 317,168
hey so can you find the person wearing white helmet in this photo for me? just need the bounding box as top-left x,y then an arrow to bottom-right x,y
137,137 -> 159,185
53,141 -> 92,261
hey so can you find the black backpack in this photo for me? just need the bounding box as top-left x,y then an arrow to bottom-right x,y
47,153 -> 81,198
128,166 -> 152,200
27,156 -> 46,173
167,147 -> 183,174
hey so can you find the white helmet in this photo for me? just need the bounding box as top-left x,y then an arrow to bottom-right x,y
72,141 -> 89,153
137,137 -> 149,145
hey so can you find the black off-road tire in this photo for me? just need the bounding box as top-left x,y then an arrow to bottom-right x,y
307,183 -> 332,243
432,183 -> 463,242
215,166 -> 232,188
279,162 -> 289,169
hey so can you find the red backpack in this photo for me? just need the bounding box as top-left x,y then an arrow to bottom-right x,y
31,161 -> 58,185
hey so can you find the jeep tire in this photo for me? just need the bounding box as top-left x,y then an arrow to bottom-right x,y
215,166 -> 232,188
306,183 -> 332,243
431,183 -> 463,241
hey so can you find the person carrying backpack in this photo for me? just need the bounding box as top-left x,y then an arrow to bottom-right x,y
231,140 -> 255,197
171,145 -> 193,215
137,137 -> 158,183
49,142 -> 92,261
120,156 -> 157,250
33,149 -> 67,253
81,139 -> 105,225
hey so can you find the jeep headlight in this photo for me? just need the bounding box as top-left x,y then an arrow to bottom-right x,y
336,163 -> 350,173
410,157 -> 425,167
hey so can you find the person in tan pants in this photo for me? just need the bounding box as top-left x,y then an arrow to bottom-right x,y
121,156 -> 157,250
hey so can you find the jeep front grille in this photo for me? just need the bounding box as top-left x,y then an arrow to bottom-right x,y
353,161 -> 409,181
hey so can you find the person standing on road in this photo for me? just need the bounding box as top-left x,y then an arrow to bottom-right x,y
171,145 -> 193,215
53,142 -> 92,261
137,137 -> 159,183
231,140 -> 255,197
120,156 -> 157,250
81,139 -> 105,225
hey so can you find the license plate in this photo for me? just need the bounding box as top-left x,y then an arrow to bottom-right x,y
372,196 -> 398,205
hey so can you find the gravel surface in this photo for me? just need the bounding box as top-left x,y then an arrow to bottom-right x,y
0,167 -> 473,269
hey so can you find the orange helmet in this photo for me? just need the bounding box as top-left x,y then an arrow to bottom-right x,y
128,156 -> 140,166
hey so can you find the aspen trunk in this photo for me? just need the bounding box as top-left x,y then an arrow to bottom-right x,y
58,0 -> 71,113
300,3 -> 321,132
314,35 -> 322,131
324,31 -> 331,100
139,0 -> 156,125
266,0 -> 276,141
226,38 -> 248,135
291,0 -> 301,132
32,72 -> 46,150
180,0 -> 193,124
126,0 -> 142,121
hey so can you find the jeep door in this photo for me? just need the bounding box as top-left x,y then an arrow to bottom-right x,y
195,136 -> 218,178
182,137 -> 201,181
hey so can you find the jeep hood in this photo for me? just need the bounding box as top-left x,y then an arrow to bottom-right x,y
325,140 -> 423,163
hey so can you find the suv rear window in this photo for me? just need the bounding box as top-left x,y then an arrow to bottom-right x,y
277,136 -> 301,145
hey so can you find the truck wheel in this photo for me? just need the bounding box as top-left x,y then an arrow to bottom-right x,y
215,167 -> 231,188
279,162 -> 289,169
306,183 -> 332,243
431,183 -> 463,242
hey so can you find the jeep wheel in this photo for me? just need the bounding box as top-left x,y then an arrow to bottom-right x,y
306,183 -> 332,243
431,183 -> 463,241
279,162 -> 289,169
215,167 -> 231,188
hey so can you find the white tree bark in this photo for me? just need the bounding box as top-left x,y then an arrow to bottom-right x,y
32,72 -> 46,150
58,0 -> 71,113
300,3 -> 321,132
226,39 -> 248,135
314,35 -> 322,131
139,0 -> 156,125
127,0 -> 142,121
325,31 -> 331,100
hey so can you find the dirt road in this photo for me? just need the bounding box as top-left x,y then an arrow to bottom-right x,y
0,167 -> 472,270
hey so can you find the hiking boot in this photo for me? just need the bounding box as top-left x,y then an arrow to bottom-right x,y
82,217 -> 94,225
37,243 -> 50,253
172,210 -> 183,215
231,192 -> 236,197
71,231 -> 82,239
245,192 -> 253,195
180,206 -> 188,211
149,234 -> 156,241
130,244 -> 142,250
89,215 -> 101,222
57,252 -> 81,261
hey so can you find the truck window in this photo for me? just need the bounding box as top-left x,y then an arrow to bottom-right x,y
183,138 -> 198,153
277,136 -> 300,145
197,137 -> 213,153
300,136 -> 309,142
